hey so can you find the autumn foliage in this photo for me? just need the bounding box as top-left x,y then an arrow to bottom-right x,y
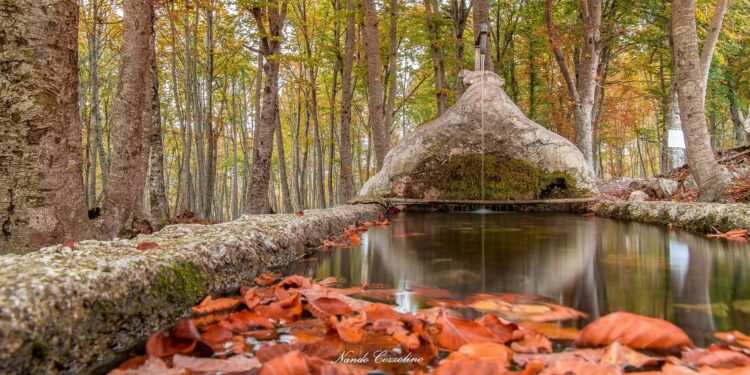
111,273 -> 750,374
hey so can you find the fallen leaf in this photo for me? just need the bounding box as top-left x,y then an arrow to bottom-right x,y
446,342 -> 514,367
136,242 -> 159,251
518,321 -> 579,340
715,331 -> 750,349
539,358 -> 623,374
258,350 -> 311,375
255,292 -> 303,322
681,345 -> 750,368
707,228 -> 748,242
172,354 -> 261,373
433,311 -> 499,351
316,277 -> 339,287
60,239 -> 76,250
191,296 -> 241,315
201,324 -> 233,346
220,310 -> 275,332
532,303 -> 588,322
109,357 -> 184,375
255,273 -> 279,286
575,312 -> 694,350
600,342 -> 663,368
363,303 -> 402,323
278,275 -> 314,289
430,356 -> 509,375
295,211 -> 304,216
305,296 -> 354,319
146,331 -> 196,357
511,330 -> 553,353
476,313 -> 518,343
328,313 -> 368,343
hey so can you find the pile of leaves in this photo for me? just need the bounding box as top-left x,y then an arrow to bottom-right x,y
111,274 -> 750,375
321,214 -> 392,248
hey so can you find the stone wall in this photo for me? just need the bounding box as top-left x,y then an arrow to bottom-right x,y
0,204 -> 383,374
594,201 -> 750,233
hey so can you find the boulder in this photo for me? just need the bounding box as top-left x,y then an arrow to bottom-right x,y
628,178 -> 679,199
629,190 -> 649,202
359,70 -> 597,201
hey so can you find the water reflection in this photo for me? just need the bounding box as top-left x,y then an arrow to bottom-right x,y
291,212 -> 750,345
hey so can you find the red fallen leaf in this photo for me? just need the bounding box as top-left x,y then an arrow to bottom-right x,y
257,341 -> 341,363
172,354 -> 261,373
220,310 -> 275,332
255,292 -> 303,322
393,232 -> 429,238
371,319 -> 421,350
243,289 -> 261,310
445,342 -> 513,367
347,233 -> 361,245
146,331 -> 197,357
707,228 -> 748,242
278,275 -> 314,289
316,277 -> 339,287
295,210 -> 304,216
258,350 -> 311,375
201,324 -> 233,345
254,273 -> 279,286
429,356 -> 508,375
239,329 -> 279,340
191,296 -> 241,315
363,303 -> 401,323
531,303 -> 588,322
328,313 -> 367,343
475,313 -> 518,343
388,206 -> 402,214
541,358 -> 623,375
305,296 -> 354,319
60,239 -> 76,250
518,321 -> 579,340
433,311 -> 499,351
300,287 -> 371,311
136,242 -> 159,251
171,318 -> 201,341
715,331 -> 750,348
599,342 -> 663,368
109,356 -> 183,375
681,345 -> 750,368
575,312 -> 694,350
511,330 -> 553,353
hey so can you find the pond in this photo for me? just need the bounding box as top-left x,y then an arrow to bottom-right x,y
291,211 -> 750,346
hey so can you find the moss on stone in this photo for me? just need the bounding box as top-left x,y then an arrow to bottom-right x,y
149,263 -> 208,307
410,154 -> 584,200
31,341 -> 48,360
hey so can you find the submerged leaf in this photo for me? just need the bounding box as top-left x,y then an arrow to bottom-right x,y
575,312 -> 694,350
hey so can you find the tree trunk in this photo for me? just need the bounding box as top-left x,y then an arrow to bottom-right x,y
383,0 -> 399,131
338,0 -> 357,202
450,0 -> 469,92
203,4 -> 216,219
362,0 -> 389,170
0,0 -> 91,252
275,113 -> 293,213
245,0 -> 288,214
424,0 -> 448,115
147,5 -> 169,222
100,0 -> 153,236
473,0 -> 494,72
671,0 -> 730,202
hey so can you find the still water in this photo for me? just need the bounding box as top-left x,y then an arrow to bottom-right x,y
291,212 -> 750,346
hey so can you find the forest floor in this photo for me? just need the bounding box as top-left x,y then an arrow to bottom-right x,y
598,145 -> 750,203
109,270 -> 750,374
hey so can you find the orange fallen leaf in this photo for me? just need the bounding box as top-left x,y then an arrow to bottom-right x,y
433,311 -> 499,351
518,321 -> 579,340
575,312 -> 694,350
511,330 -> 553,353
191,296 -> 242,315
328,313 -> 367,343
258,350 -> 311,375
254,273 -> 279,286
172,354 -> 261,373
707,228 -> 748,242
714,331 -> 750,349
295,210 -> 304,216
475,313 -> 518,343
681,345 -> 750,368
305,296 -> 354,319
445,342 -> 513,367
136,241 -> 159,251
254,292 -> 303,322
540,358 -> 623,375
60,239 -> 76,249
220,310 -> 275,332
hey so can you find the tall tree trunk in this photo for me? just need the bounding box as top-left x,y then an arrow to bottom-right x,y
545,0 -> 601,168
671,0 -> 730,202
203,4 -> 216,219
87,0 -> 102,207
473,0 -> 494,72
101,0 -> 153,236
450,0 -> 469,92
275,113 -> 293,213
310,69 -> 326,208
177,3 -> 194,214
362,0 -> 389,170
147,5 -> 168,222
338,0 -> 357,202
424,0 -> 448,115
383,0 -> 399,130
245,0 -> 288,214
0,0 -> 91,251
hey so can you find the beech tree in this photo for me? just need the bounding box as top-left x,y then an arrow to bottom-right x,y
363,0 -> 389,170
245,0 -> 289,214
338,0 -> 357,202
671,0 -> 730,202
0,0 -> 91,252
100,0 -> 153,236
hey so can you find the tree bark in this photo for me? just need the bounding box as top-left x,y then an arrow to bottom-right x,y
203,4 -> 216,219
450,0 -> 469,92
383,0 -> 399,131
473,0 -> 494,72
275,112 -> 293,213
545,0 -> 601,168
671,0 -> 730,202
424,0 -> 449,115
147,5 -> 169,222
100,0 -> 153,236
339,0 -> 357,202
0,0 -> 91,251
362,0 -> 389,170
245,0 -> 288,214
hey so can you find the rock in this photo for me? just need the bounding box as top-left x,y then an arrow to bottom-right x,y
682,176 -> 697,189
629,190 -> 649,202
595,200 -> 750,234
0,204 -> 384,374
359,70 -> 597,201
627,178 -> 679,199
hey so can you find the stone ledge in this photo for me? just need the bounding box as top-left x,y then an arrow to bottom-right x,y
0,204 -> 384,374
594,200 -> 750,233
